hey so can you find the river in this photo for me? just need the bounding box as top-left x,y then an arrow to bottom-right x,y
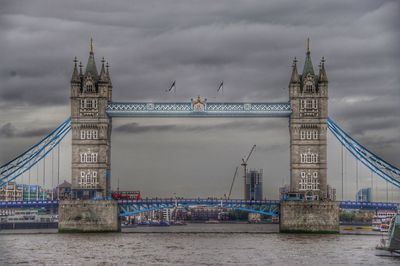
0,224 -> 399,265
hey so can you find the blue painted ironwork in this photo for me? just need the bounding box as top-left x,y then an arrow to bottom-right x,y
106,102 -> 291,117
328,118 -> 400,188
339,201 -> 400,210
118,198 -> 281,217
0,118 -> 71,187
0,200 -> 59,209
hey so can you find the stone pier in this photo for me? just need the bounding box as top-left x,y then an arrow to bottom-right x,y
58,200 -> 120,233
280,201 -> 339,233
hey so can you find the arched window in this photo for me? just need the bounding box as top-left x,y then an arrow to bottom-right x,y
299,171 -> 320,191
313,130 -> 319,139
300,130 -> 306,140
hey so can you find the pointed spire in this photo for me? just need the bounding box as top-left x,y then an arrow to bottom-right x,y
71,57 -> 80,83
99,57 -> 108,82
302,37 -> 315,77
79,61 -> 83,76
106,61 -> 112,86
318,57 -> 328,83
290,57 -> 300,84
90,37 -> 94,54
84,37 -> 98,79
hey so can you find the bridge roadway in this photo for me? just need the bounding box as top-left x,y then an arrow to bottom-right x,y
0,199 -> 399,211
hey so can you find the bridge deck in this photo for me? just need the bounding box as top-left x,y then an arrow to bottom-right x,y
106,102 -> 292,117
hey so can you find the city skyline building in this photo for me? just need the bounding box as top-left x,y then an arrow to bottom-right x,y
245,169 -> 263,201
356,188 -> 372,202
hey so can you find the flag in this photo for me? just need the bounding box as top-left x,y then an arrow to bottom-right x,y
167,80 -> 176,92
217,81 -> 224,92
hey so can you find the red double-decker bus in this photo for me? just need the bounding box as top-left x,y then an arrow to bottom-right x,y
111,191 -> 141,200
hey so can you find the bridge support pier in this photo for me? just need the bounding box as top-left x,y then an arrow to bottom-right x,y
58,200 -> 120,233
279,201 -> 339,233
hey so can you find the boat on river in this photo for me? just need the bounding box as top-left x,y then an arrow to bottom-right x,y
376,214 -> 400,257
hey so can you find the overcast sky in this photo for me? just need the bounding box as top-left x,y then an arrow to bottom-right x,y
0,0 -> 399,199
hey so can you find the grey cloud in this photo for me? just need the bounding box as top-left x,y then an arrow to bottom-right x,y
115,123 -> 177,134
18,127 -> 53,138
114,120 -> 284,134
0,123 -> 16,138
0,122 -> 52,138
0,0 -> 399,197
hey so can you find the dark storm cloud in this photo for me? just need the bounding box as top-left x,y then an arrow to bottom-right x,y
0,123 -> 15,138
0,0 -> 399,190
115,123 -> 177,134
114,120 -> 283,134
0,122 -> 52,138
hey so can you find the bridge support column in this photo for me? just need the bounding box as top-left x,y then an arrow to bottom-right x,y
279,201 -> 339,233
58,200 -> 120,233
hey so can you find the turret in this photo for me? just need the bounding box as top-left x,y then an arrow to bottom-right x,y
71,57 -> 80,83
318,57 -> 328,84
99,57 -> 108,83
289,57 -> 300,84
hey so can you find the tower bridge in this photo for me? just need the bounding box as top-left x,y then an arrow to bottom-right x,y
1,39 -> 399,233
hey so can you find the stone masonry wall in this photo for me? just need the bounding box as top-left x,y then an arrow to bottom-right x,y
280,201 -> 339,233
58,200 -> 120,233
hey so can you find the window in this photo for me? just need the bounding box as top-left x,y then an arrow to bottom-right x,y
80,99 -> 98,109
87,130 -> 92,139
300,131 -> 306,140
300,129 -> 319,140
80,129 -> 98,140
300,99 -> 318,110
301,100 -> 306,109
79,170 -> 99,189
299,171 -> 319,191
313,130 -> 319,139
312,99 -> 318,109
305,84 -> 313,92
80,151 -> 98,163
300,149 -> 319,164
306,130 -> 312,140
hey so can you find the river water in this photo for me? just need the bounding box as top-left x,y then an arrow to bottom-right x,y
0,224 -> 399,265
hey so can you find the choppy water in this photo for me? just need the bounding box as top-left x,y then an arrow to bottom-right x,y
0,224 -> 399,265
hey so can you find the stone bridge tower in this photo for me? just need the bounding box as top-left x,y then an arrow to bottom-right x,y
281,40 -> 338,234
289,39 -> 328,200
70,39 -> 112,199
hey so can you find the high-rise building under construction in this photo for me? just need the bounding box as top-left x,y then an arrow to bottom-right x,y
244,169 -> 263,201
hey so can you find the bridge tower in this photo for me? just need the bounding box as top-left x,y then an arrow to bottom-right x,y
289,38 -> 328,200
59,40 -> 119,232
281,39 -> 339,233
70,39 -> 112,199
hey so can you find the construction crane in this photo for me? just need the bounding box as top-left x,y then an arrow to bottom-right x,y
226,145 -> 256,199
241,145 -> 256,198
227,166 -> 239,199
